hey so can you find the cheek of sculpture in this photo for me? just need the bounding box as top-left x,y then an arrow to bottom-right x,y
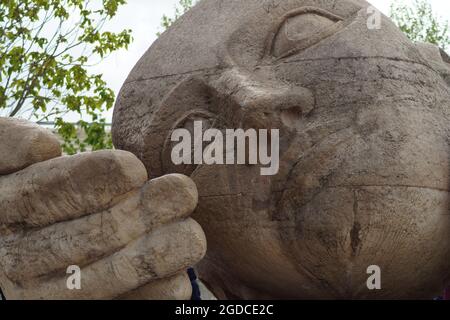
274,99 -> 450,296
193,37 -> 450,298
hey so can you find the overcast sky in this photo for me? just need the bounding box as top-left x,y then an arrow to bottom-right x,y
67,0 -> 450,122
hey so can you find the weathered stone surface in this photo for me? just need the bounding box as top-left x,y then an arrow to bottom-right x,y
113,0 -> 450,299
120,272 -> 193,300
0,118 -> 206,300
0,117 -> 61,175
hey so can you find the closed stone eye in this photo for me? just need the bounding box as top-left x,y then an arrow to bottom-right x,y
270,7 -> 344,59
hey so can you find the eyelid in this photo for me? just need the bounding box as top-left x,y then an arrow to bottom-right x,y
265,7 -> 345,59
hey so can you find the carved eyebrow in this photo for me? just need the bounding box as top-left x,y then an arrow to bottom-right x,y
263,6 -> 345,59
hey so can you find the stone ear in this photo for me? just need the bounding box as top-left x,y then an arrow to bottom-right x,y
142,77 -> 221,178
439,48 -> 450,87
440,48 -> 450,65
415,42 -> 450,86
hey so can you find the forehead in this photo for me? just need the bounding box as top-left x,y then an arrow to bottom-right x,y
126,0 -> 368,83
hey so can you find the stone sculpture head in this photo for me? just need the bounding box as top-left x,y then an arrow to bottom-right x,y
112,0 -> 450,299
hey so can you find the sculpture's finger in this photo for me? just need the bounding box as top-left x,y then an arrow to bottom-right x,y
118,272 -> 192,300
0,150 -> 147,229
8,219 -> 206,300
0,117 -> 61,175
1,174 -> 198,282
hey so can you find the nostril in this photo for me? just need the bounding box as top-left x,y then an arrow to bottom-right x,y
281,106 -> 303,128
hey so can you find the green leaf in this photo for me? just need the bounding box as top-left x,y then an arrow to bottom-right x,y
390,0 -> 450,51
1,0 -> 132,153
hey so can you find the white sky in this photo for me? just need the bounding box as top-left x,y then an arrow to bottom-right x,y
64,0 -> 450,123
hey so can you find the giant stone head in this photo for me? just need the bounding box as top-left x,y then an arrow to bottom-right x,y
112,0 -> 450,299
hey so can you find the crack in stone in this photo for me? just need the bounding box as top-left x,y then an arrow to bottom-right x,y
327,184 -> 449,192
350,190 -> 361,257
124,67 -> 228,85
279,55 -> 438,74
